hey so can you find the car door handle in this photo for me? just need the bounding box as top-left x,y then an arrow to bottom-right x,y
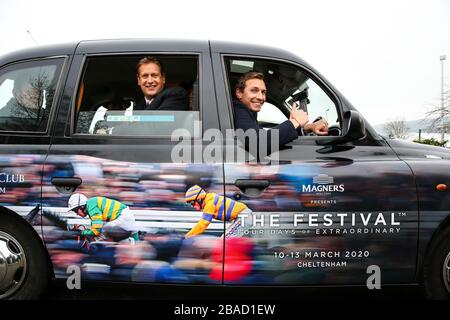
51,177 -> 82,188
234,179 -> 270,197
235,179 -> 270,189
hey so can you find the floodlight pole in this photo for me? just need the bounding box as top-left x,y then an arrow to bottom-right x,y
440,55 -> 446,143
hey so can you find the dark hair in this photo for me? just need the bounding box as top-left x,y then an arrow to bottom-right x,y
136,56 -> 164,75
235,72 -> 264,92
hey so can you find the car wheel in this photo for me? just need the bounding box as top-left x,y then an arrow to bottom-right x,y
423,227 -> 450,299
0,215 -> 50,300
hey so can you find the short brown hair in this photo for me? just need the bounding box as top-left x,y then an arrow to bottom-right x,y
235,72 -> 264,92
136,56 -> 164,75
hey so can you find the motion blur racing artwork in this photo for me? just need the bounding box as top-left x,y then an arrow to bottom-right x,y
1,154 -> 417,285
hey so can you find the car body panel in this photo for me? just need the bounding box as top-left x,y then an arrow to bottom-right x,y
386,139 -> 450,277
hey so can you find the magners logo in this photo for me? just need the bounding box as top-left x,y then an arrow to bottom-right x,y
302,174 -> 344,193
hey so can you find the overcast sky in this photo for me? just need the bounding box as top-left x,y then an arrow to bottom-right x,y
0,0 -> 449,126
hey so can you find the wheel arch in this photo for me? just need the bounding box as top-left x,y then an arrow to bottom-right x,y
0,205 -> 55,278
419,212 -> 450,298
423,214 -> 450,261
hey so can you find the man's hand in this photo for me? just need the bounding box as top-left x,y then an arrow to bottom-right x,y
290,102 -> 308,128
304,119 -> 329,135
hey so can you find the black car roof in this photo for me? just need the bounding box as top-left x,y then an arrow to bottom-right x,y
0,42 -> 79,65
0,38 -> 307,65
75,38 -> 209,54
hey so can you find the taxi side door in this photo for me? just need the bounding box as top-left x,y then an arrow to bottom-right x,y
211,42 -> 418,286
42,40 -> 227,284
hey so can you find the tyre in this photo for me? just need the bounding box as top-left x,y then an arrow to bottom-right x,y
0,214 -> 51,300
423,227 -> 450,299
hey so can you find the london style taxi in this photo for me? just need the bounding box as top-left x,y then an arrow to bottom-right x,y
0,39 -> 449,300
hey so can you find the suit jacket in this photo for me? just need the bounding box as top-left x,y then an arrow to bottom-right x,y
233,100 -> 302,155
135,86 -> 189,111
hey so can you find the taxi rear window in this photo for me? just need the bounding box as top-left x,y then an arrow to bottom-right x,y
74,55 -> 200,138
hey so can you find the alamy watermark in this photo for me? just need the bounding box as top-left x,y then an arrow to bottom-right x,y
66,265 -> 81,290
366,265 -> 381,290
171,121 -> 280,165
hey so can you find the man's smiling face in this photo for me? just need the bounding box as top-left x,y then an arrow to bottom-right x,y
236,78 -> 266,112
137,62 -> 165,99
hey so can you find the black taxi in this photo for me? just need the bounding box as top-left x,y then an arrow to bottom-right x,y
0,39 -> 449,299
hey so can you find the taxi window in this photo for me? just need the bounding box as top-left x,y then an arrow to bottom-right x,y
225,57 -> 340,134
0,58 -> 64,133
74,55 -> 200,137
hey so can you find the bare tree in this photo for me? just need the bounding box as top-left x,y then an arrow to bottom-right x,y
2,71 -> 53,131
384,119 -> 410,139
425,87 -> 450,136
10,71 -> 51,115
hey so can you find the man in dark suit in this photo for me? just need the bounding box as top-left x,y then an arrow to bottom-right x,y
135,56 -> 189,111
234,72 -> 328,155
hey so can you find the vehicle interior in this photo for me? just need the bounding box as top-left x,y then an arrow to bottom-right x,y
75,55 -> 199,135
225,57 -> 341,135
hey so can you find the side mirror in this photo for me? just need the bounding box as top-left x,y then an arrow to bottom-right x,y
316,110 -> 366,145
342,110 -> 366,141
